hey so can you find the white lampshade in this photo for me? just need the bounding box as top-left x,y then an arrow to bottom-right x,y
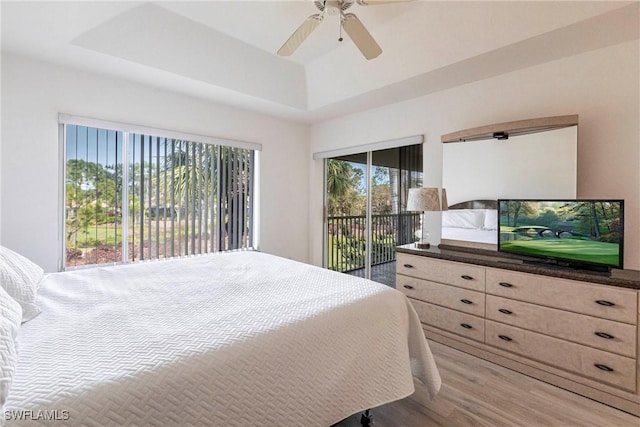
407,188 -> 441,212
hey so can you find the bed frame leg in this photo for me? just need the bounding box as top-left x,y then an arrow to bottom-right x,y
360,409 -> 373,426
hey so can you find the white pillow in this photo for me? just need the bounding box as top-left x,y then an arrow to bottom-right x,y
442,209 -> 485,229
0,286 -> 22,412
0,245 -> 44,322
483,209 -> 499,230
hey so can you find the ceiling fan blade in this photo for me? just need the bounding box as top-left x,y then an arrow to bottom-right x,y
277,14 -> 324,56
341,13 -> 382,60
356,0 -> 413,5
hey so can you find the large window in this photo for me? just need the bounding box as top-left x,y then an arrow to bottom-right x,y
62,118 -> 258,269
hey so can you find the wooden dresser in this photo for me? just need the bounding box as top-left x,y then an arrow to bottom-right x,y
396,244 -> 640,416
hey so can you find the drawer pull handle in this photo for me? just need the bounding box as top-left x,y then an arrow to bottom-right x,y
403,284 -> 414,290
460,323 -> 473,329
498,335 -> 512,342
460,299 -> 473,305
594,364 -> 614,372
499,282 -> 513,288
595,300 -> 615,307
595,332 -> 615,340
461,275 -> 474,280
498,308 -> 513,315
403,264 -> 414,269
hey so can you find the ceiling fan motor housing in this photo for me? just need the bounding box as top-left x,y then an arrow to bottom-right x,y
317,1 -> 354,14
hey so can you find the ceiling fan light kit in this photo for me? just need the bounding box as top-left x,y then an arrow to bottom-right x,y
277,0 -> 408,60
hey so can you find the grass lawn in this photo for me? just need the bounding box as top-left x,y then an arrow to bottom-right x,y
73,224 -> 124,246
71,220 -> 199,248
500,238 -> 619,266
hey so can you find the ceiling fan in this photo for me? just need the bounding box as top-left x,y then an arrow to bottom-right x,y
277,0 -> 409,60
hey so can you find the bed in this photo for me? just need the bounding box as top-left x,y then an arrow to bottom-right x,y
1,250 -> 441,427
441,200 -> 498,246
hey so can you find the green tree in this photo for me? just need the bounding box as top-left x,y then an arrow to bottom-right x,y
564,201 -> 620,239
371,166 -> 391,214
537,209 -> 559,227
65,159 -> 119,244
326,159 -> 365,216
503,201 -> 535,227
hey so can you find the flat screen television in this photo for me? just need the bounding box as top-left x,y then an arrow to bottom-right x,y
498,199 -> 624,272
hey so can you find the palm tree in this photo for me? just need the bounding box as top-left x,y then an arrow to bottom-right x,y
166,141 -> 253,252
128,137 -> 254,258
326,159 -> 364,216
326,159 -> 354,198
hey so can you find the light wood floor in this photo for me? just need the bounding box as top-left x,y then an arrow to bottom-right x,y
334,341 -> 639,427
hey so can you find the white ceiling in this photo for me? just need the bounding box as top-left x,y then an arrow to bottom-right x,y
1,1 -> 638,123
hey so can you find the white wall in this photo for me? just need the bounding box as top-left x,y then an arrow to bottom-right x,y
309,40 -> 640,270
1,53 -> 310,272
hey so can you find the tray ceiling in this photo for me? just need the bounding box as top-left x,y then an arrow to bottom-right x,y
1,1 -> 637,123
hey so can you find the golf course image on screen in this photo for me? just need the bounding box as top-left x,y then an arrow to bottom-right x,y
499,200 -> 623,268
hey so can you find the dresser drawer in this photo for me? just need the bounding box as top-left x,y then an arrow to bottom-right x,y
410,298 -> 484,342
486,269 -> 637,324
397,253 -> 485,291
486,320 -> 636,392
398,275 -> 485,316
486,295 -> 637,358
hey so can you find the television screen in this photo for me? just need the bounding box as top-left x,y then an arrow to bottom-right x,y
498,200 -> 624,270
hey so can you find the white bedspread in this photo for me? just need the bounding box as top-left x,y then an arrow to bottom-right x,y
5,251 -> 440,426
442,226 -> 497,244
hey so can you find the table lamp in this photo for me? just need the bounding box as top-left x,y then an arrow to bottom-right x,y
407,187 -> 444,249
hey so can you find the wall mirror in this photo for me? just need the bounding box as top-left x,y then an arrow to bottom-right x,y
441,115 -> 578,248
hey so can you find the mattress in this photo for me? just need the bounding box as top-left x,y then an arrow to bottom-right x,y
5,251 -> 440,426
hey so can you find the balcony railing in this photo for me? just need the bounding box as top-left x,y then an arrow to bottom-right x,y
327,212 -> 420,273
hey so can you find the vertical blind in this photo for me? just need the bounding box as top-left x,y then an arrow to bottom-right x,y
64,123 -> 256,269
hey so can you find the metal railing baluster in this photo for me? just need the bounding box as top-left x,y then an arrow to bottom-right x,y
327,213 -> 420,273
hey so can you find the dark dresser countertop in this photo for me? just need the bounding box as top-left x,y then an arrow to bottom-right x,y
396,244 -> 640,290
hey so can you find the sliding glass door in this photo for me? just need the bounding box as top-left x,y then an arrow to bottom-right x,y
325,144 -> 422,286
